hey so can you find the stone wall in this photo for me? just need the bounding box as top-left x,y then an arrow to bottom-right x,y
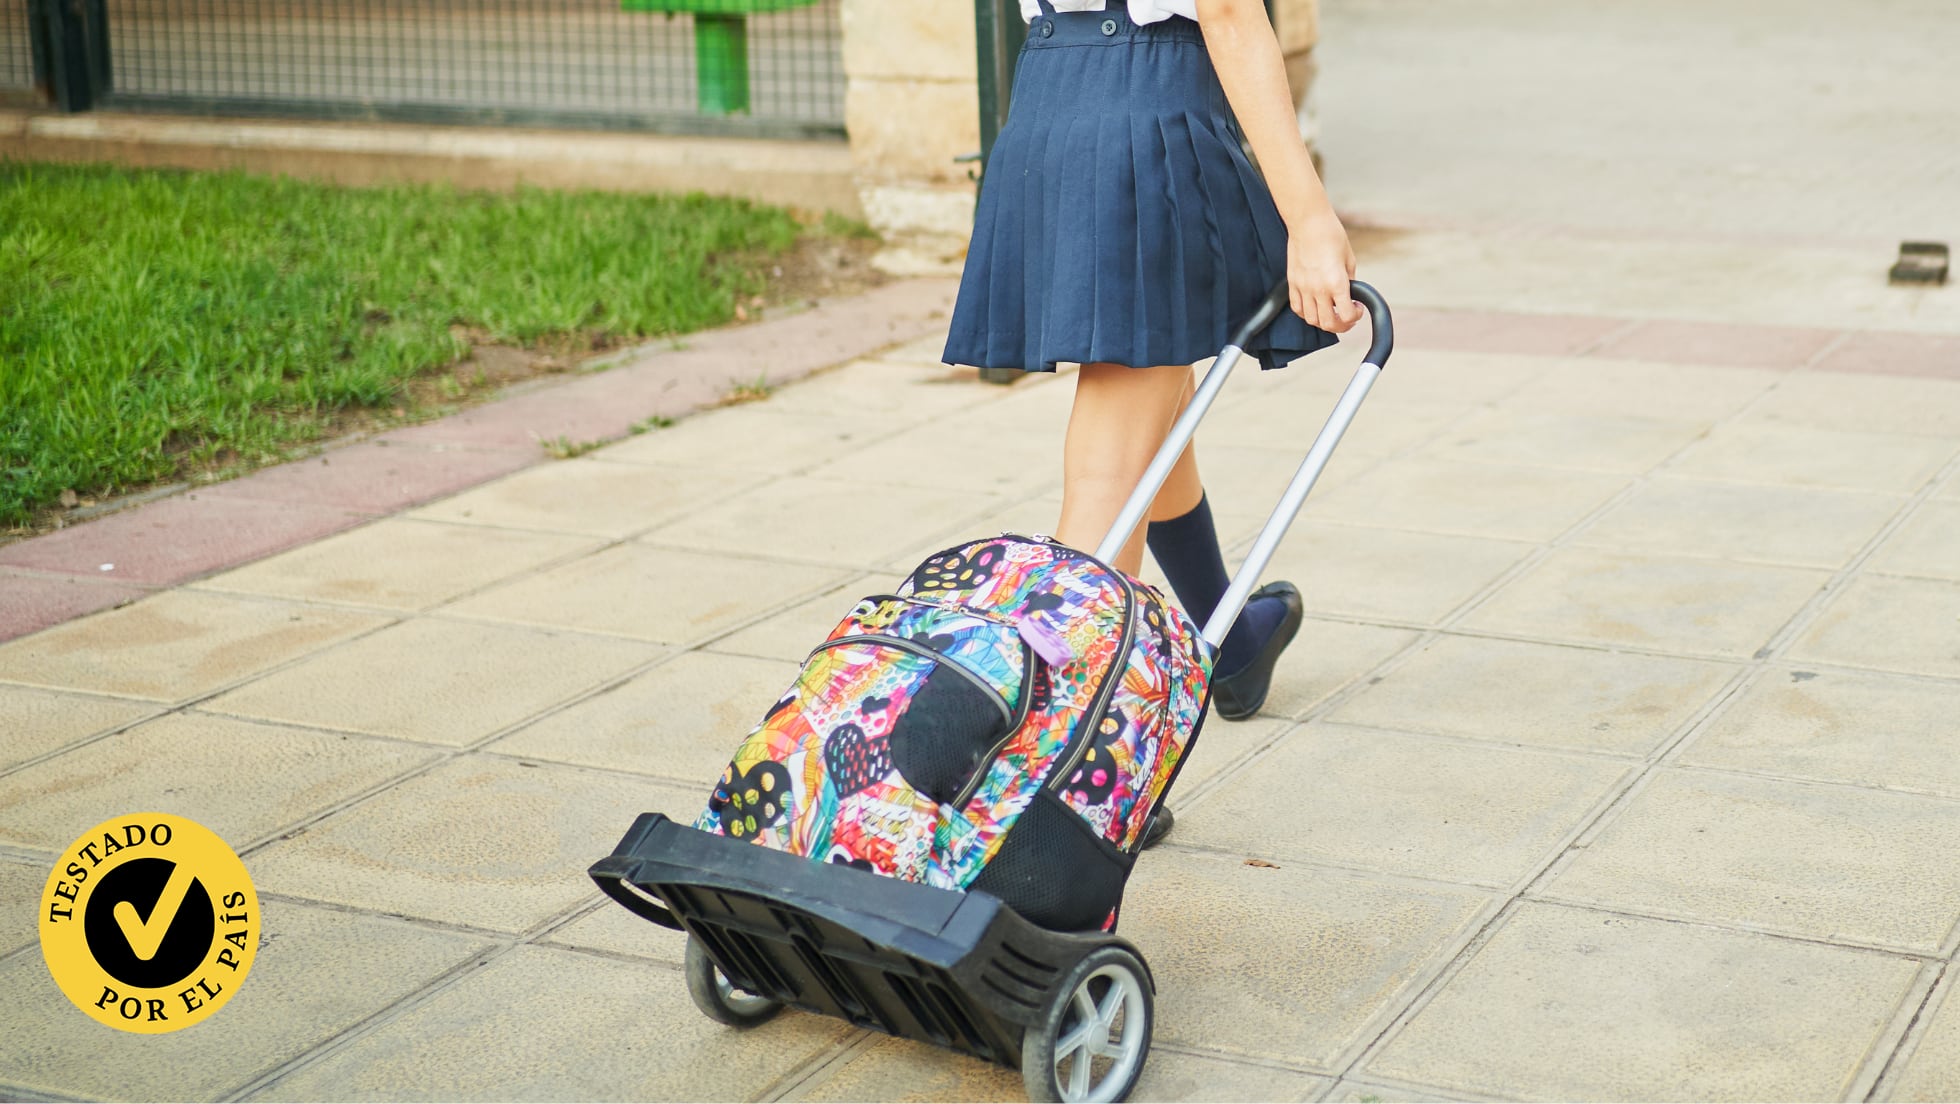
839,1 -> 982,276
841,0 -> 1319,275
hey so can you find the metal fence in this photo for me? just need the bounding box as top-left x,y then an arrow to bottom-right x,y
2,0 -> 34,98
5,0 -> 845,138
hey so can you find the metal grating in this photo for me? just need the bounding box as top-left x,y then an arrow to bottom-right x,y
2,0 -> 35,97
94,0 -> 844,138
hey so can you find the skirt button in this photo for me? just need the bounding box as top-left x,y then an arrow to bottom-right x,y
1101,18 -> 1118,34
1040,18 -> 1056,36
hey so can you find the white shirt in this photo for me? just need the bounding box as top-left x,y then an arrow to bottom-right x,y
1019,0 -> 1200,25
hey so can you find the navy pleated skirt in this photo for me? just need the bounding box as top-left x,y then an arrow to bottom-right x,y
942,7 -> 1337,373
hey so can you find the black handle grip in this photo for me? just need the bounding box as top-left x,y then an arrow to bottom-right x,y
1231,280 -> 1395,370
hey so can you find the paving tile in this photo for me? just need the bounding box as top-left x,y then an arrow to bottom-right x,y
1207,383 -> 1465,461
1891,974 -> 1960,1103
201,441 -> 535,514
246,944 -> 857,1101
1462,549 -> 1827,659
1788,575 -> 1960,679
490,650 -> 798,786
1121,850 -> 1490,1070
192,519 -> 597,612
249,757 -> 700,933
1170,716 -> 1293,799
0,494 -> 365,585
785,1035 -> 1024,1102
204,619 -> 659,745
598,406 -> 875,473
1257,523 -> 1532,626
1364,902 -> 1920,1102
1868,500 -> 1960,582
878,330 -> 959,365
1746,369 -> 1960,438
1390,307 -> 1623,359
1416,408 -> 1710,474
1682,668 -> 1960,800
704,574 -> 886,662
1261,619 -> 1422,720
764,357 -> 1008,420
1326,1077 -> 1490,1103
1351,348 -> 1551,408
1133,1051 -> 1331,1102
1300,457 -> 1629,542
917,496 -> 1070,557
0,570 -> 150,643
1592,318 -> 1838,370
1331,635 -> 1735,757
538,897 -> 686,968
0,713 -> 437,853
0,686 -> 155,772
0,591 -> 387,702
446,544 -> 847,644
1196,443 -> 1365,516
647,474 -> 1003,568
1815,331 -> 1960,381
0,902 -> 492,1102
1542,768 -> 1960,952
1509,359 -> 1780,422
1572,477 -> 1903,569
785,1035 -> 1329,1103
952,376 -> 1075,439
1667,419 -> 1955,494
1183,723 -> 1628,886
804,419 -> 1058,498
0,860 -> 43,957
410,458 -> 769,539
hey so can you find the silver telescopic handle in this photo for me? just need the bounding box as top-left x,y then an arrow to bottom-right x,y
1200,281 -> 1394,648
1093,280 -> 1396,567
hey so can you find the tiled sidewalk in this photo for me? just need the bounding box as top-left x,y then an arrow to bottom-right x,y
3,268 -> 1959,1100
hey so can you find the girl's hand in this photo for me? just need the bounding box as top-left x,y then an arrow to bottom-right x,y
1287,212 -> 1362,333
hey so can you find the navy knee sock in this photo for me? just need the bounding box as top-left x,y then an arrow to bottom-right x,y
1144,495 -> 1284,678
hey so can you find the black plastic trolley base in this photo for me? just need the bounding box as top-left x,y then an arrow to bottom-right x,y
590,813 -> 1154,1101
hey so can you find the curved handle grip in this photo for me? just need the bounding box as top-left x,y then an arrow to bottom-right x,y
1231,280 -> 1395,369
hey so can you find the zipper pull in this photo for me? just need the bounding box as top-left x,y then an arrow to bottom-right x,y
1018,612 -> 1073,668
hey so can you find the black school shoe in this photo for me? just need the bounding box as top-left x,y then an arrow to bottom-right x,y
1140,805 -> 1174,850
1209,581 -> 1305,721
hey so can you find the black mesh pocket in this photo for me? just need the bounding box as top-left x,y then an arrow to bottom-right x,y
970,790 -> 1135,932
889,665 -> 1009,805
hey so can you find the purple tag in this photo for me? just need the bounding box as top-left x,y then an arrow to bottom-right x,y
1018,613 -> 1073,668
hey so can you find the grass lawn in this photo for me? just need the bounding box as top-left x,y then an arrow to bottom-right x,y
0,161 -> 832,528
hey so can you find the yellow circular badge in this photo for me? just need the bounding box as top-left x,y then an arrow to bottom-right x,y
39,813 -> 259,1034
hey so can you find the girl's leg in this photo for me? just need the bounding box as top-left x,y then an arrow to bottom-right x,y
1052,360 -> 1296,680
1053,362 -> 1197,576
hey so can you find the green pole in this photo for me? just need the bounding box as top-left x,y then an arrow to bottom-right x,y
694,13 -> 750,116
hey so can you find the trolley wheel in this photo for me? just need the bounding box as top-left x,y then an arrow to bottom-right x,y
1021,945 -> 1153,1103
684,936 -> 782,1028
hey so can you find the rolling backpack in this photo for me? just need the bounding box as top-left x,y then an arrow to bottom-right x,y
696,532 -> 1208,932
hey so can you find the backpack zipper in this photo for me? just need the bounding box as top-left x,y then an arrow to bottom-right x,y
810,634 -> 1015,729
1041,576 -> 1136,796
946,643 -> 1038,810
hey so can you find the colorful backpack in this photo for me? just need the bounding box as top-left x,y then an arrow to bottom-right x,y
696,533 -> 1211,932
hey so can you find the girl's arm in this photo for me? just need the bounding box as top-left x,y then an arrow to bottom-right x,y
1195,0 -> 1361,333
